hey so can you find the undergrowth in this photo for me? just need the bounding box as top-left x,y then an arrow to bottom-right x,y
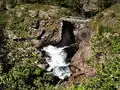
81,25 -> 120,90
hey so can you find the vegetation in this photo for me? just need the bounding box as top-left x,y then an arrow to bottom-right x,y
0,3 -> 71,90
67,25 -> 120,90
82,25 -> 120,90
80,3 -> 120,89
0,1 -> 120,90
4,0 -> 119,15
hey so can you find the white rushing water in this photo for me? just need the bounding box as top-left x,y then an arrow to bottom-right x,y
42,45 -> 71,79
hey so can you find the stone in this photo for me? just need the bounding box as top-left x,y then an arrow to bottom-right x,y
28,10 -> 39,17
67,42 -> 96,85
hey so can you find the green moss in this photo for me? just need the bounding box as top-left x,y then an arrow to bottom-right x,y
0,12 -> 8,25
69,85 -> 85,90
20,4 -> 51,11
18,4 -> 71,16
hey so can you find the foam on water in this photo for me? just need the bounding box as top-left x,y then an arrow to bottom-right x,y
42,45 -> 71,79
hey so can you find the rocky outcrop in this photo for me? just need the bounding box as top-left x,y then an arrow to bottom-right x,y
34,17 -> 96,87
75,0 -> 118,17
67,42 -> 96,86
90,3 -> 120,34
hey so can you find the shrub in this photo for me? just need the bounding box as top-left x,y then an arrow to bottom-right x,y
82,25 -> 120,90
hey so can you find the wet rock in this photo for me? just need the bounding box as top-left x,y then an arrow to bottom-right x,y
61,17 -> 93,43
34,30 -> 57,49
33,20 -> 61,49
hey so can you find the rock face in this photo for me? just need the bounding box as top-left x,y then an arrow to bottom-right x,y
35,17 -> 93,48
67,42 -> 96,86
53,17 -> 95,86
34,17 -> 96,86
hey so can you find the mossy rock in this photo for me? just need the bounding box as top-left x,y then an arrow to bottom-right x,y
89,3 -> 120,34
4,3 -> 72,38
